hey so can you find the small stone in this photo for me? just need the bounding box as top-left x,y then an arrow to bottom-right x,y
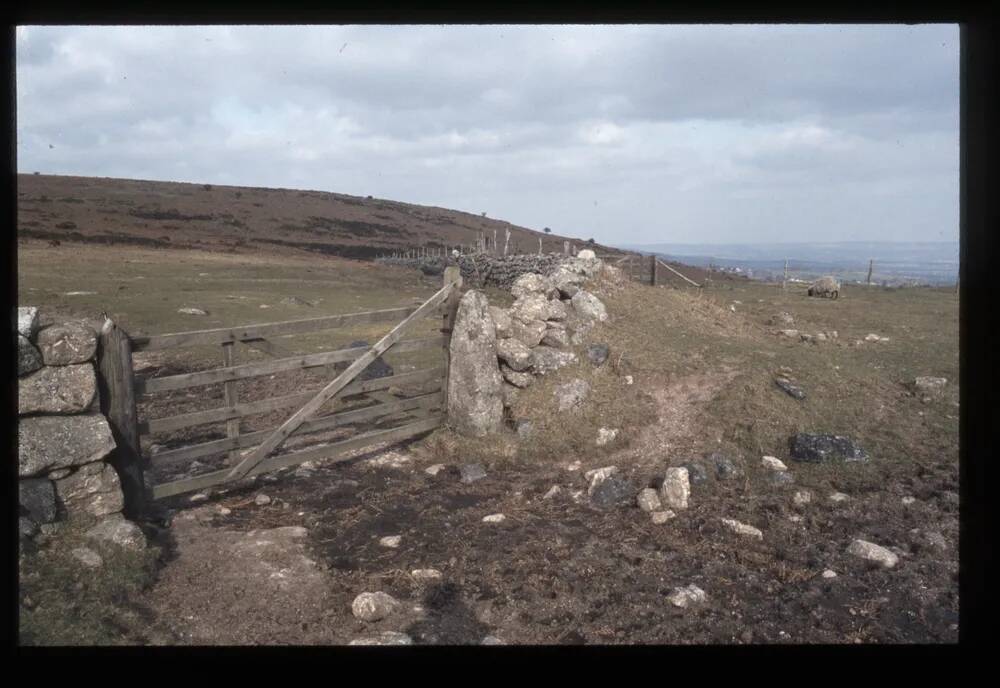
595,428 -> 619,446
661,467 -> 690,510
71,547 -> 103,569
217,507 -> 232,516
914,376 -> 947,396
178,307 -> 209,316
624,375 -> 633,385
255,494 -> 271,506
901,496 -> 916,506
85,513 -> 146,551
501,365 -> 534,388
17,306 -> 39,338
710,454 -> 743,481
793,490 -> 812,507
761,456 -> 787,471
847,539 -> 899,568
720,518 -> 764,540
411,568 -> 443,581
459,463 -> 488,484
637,488 -> 661,512
565,461 -> 582,472
17,335 -> 43,376
425,464 -> 447,476
789,434 -> 869,463
349,632 -> 413,646
496,338 -> 534,372
543,485 -> 561,500
821,569 -> 838,579
778,329 -> 800,338
541,327 -> 571,349
668,584 -> 706,608
379,535 -> 402,548
586,343 -> 610,366
189,493 -> 208,503
481,635 -> 506,645
924,531 -> 949,552
482,513 -> 506,523
774,377 -> 807,400
351,592 -> 400,622
651,510 -> 676,524
554,379 -> 590,412
768,471 -> 795,487
681,460 -> 710,486
584,465 -> 618,487
829,492 -> 850,503
588,475 -> 634,509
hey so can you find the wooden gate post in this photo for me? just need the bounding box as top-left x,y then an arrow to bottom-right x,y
96,318 -> 147,518
650,254 -> 657,286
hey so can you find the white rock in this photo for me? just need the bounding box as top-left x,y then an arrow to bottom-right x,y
720,518 -> 764,540
651,510 -> 676,524
570,290 -> 609,323
637,488 -> 661,512
255,494 -> 271,506
624,375 -> 633,385
667,584 -> 706,608
565,461 -> 582,472
543,485 -> 561,500
17,307 -> 39,338
349,631 -> 413,646
351,592 -> 400,622
793,490 -> 812,507
482,513 -> 506,523
821,569 -> 838,579
661,467 -> 690,510
71,547 -> 103,568
379,535 -> 402,548
847,539 -> 899,568
576,249 -> 597,260
596,427 -> 619,446
178,307 -> 209,316
481,635 -> 506,645
189,493 -> 208,503
761,456 -> 787,471
829,492 -> 850,503
411,568 -> 443,581
217,507 -> 232,516
424,464 -> 447,476
901,496 -> 916,506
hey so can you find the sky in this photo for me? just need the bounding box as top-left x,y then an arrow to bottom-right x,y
15,24 -> 959,247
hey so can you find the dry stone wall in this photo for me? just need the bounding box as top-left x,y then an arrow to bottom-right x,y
378,252 -> 568,290
17,307 -> 142,548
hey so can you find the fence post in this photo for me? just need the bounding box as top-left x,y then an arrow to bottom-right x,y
440,266 -> 463,414
563,241 -> 569,256
222,342 -> 240,464
96,318 -> 147,519
783,259 -> 788,290
650,254 -> 657,286
867,259 -> 874,286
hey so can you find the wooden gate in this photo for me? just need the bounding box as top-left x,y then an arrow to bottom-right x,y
97,268 -> 463,511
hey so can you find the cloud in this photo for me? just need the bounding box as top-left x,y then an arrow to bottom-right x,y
16,24 -> 959,244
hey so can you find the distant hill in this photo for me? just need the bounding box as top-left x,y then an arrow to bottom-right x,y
16,174 -> 626,261
623,241 -> 959,286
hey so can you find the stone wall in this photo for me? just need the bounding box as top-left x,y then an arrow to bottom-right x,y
17,307 -> 142,548
446,251 -> 621,436
377,252 -> 569,290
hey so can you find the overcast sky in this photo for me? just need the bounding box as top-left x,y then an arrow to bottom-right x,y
16,24 -> 959,246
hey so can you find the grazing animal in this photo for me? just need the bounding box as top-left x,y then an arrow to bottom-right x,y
807,276 -> 840,299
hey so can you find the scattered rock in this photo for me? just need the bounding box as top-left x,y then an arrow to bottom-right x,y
710,453 -> 743,481
789,434 -> 869,463
424,464 -> 447,477
349,632 -> 413,646
36,322 -> 97,365
71,547 -> 103,569
821,569 -> 838,579
17,306 -> 39,338
177,307 -> 210,316
681,460 -> 711,486
829,492 -> 850,503
351,592 -> 400,622
588,475 -> 634,510
52,461 -> 124,518
411,568 -> 443,581
481,635 -> 506,645
778,329 -> 800,338
768,471 -> 795,487
459,463 -> 488,484
901,496 -> 916,506
532,346 -> 577,375
189,493 -> 208,503
636,488 -> 661,512
864,333 -> 889,343
447,291 -> 504,437
19,478 -> 57,524
543,485 -> 561,500
761,456 -> 787,471
624,375 -> 633,385
585,465 -> 618,485
18,363 -> 97,414
668,584 -> 706,608
496,338 -> 534,372
379,535 -> 402,548
847,539 -> 898,568
769,311 -> 794,327
595,427 -> 619,446
255,494 -> 271,506
482,513 -> 506,523
923,531 -> 949,552
280,296 -> 313,307
576,249 -> 597,260
554,378 -> 590,412
913,376 -> 947,396
85,513 -> 146,551
661,467 -> 690,510
720,518 -> 764,540
17,334 -> 43,376
793,490 -> 812,507
651,510 -> 676,524
774,377 -> 806,400
586,343 -> 610,366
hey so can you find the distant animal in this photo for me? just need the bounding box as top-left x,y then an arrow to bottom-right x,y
807,276 -> 841,299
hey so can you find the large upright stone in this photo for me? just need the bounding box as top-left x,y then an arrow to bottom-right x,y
661,467 -> 690,510
18,413 -> 116,477
36,322 -> 98,365
18,335 -> 43,377
18,363 -> 97,414
53,461 -> 124,519
447,290 -> 503,437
